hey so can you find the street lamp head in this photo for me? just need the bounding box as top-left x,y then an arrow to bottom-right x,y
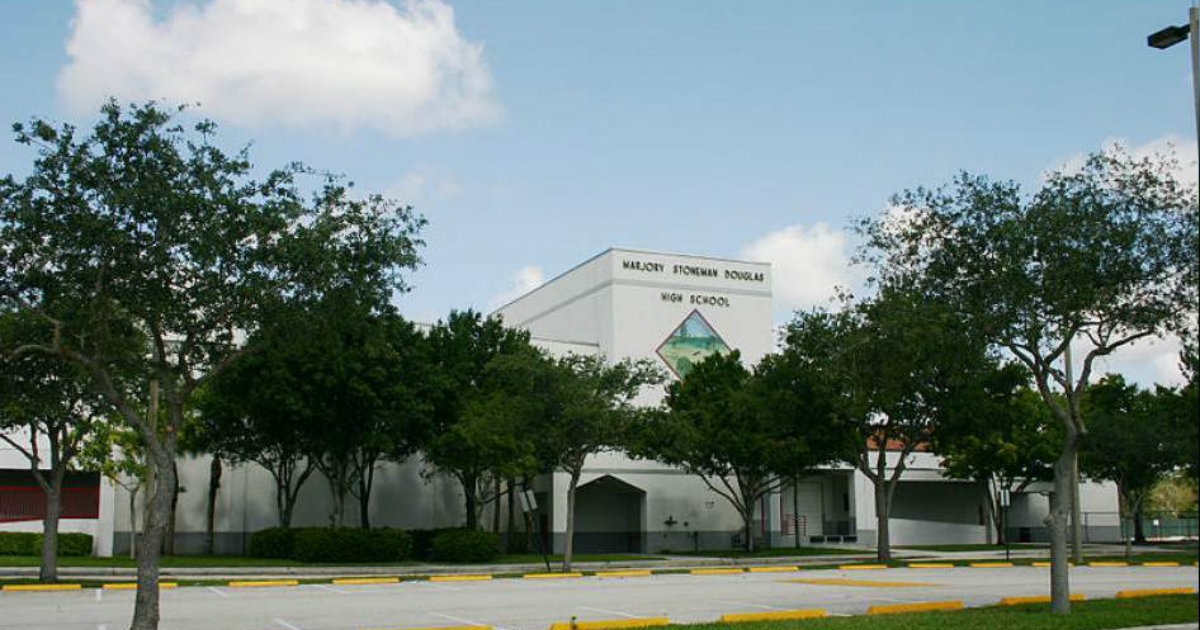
1148,24 -> 1191,49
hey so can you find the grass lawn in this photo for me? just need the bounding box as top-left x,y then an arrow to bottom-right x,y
0,553 -> 656,568
898,543 -> 1045,553
680,594 -> 1198,630
665,547 -> 862,558
493,554 -> 661,564
0,555 -> 420,568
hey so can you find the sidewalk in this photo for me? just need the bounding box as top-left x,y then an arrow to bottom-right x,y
0,542 -> 1178,581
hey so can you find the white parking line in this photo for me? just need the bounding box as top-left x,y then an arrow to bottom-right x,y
272,618 -> 302,630
580,606 -> 643,619
714,600 -> 783,611
206,586 -> 230,598
429,612 -> 507,630
415,581 -> 463,592
309,584 -> 350,595
95,590 -> 102,602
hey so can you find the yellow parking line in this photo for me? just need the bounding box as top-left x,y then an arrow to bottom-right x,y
720,610 -> 826,622
595,571 -> 652,578
548,618 -> 670,630
2,584 -> 82,592
102,582 -> 178,590
1116,587 -> 1197,598
1088,562 -> 1127,567
907,563 -> 954,569
1142,562 -> 1180,567
999,594 -> 1085,605
227,580 -> 299,588
690,568 -> 744,575
838,564 -> 887,570
867,601 -> 963,615
523,573 -> 583,579
1032,561 -> 1075,568
332,577 -> 399,585
430,575 -> 493,582
970,562 -> 1014,568
747,566 -> 798,573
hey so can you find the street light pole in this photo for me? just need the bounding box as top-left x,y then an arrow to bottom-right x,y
1148,4 -> 1200,182
1191,6 -> 1199,154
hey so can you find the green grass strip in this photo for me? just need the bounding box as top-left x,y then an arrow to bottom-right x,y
686,594 -> 1198,630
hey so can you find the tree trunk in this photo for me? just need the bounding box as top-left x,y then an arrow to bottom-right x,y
131,452 -> 176,630
506,478 -> 518,553
1133,501 -> 1146,543
984,482 -> 1004,545
163,460 -> 179,556
204,457 -> 222,555
1047,442 -> 1077,615
492,476 -> 502,534
744,499 -> 756,553
792,477 -> 801,549
357,470 -> 372,530
129,486 -> 139,560
874,479 -> 892,562
328,476 -> 346,529
39,486 -> 62,582
1070,453 -> 1084,563
463,475 -> 478,530
564,471 -> 580,571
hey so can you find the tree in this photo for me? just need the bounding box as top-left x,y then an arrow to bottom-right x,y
1081,375 -> 1184,550
932,366 -> 1058,544
305,310 -> 431,529
859,149 -> 1198,612
527,353 -> 663,571
1174,340 -> 1199,483
786,284 -> 998,562
425,310 -> 535,529
0,312 -> 105,581
0,101 -> 423,629
81,421 -> 149,559
646,350 -> 844,552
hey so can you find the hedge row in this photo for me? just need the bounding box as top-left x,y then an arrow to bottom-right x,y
249,527 -> 412,563
0,532 -> 93,556
249,527 -> 500,563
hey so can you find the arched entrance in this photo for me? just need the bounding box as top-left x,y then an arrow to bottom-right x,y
574,475 -> 645,553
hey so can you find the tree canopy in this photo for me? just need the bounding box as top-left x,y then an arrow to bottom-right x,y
644,350 -> 846,551
858,148 -> 1198,612
0,101 -> 424,629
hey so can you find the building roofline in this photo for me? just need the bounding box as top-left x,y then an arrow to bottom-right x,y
490,246 -> 771,315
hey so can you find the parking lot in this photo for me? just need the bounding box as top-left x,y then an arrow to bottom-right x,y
3,564 -> 1197,630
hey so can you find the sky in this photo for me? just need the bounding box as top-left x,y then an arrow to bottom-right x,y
0,0 -> 1196,386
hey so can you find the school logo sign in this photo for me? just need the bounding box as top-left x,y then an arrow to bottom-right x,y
656,310 -> 731,378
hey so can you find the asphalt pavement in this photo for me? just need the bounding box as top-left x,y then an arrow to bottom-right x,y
2,563 -> 1196,630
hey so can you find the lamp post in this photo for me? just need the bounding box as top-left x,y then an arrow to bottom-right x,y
1148,5 -> 1200,180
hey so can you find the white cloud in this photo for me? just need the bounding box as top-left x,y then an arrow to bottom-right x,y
740,223 -> 862,317
1049,135 -> 1198,191
58,0 -> 499,137
488,265 -> 544,311
389,169 -> 461,203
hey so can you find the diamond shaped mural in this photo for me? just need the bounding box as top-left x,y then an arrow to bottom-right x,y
656,309 -> 732,378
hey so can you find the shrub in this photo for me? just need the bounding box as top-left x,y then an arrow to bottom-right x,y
249,527 -> 296,559
37,533 -> 93,556
431,529 -> 500,563
289,527 -> 412,563
0,532 -> 37,555
409,528 -> 462,561
0,532 -> 92,556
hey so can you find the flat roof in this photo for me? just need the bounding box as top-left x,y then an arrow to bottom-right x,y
490,246 -> 770,314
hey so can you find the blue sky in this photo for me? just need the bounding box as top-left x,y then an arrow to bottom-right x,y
0,0 -> 1195,384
